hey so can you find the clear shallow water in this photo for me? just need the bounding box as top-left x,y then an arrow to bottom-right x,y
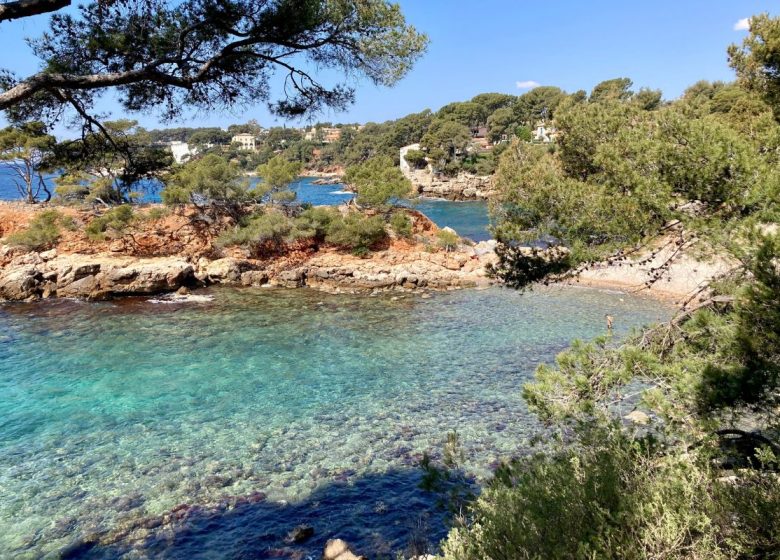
0,168 -> 492,241
0,286 -> 671,558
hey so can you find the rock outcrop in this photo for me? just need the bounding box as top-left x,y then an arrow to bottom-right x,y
0,250 -> 195,301
0,242 -> 498,301
404,169 -> 495,200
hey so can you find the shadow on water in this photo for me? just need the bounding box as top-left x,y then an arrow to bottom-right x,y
64,468 -> 457,560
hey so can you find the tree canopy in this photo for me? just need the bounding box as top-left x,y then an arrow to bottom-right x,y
0,0 -> 428,128
0,122 -> 55,203
344,155 -> 412,208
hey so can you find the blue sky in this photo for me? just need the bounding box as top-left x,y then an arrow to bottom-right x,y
0,0 -> 776,135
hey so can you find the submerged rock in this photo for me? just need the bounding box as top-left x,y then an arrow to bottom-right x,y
323,538 -> 366,560
285,524 -> 314,544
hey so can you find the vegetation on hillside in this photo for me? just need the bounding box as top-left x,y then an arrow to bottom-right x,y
436,14 -> 780,560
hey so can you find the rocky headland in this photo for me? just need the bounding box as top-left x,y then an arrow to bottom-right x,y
0,203 -> 497,302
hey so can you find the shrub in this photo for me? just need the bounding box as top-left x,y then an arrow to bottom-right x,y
293,206 -> 340,241
6,209 -> 74,250
403,149 -> 428,168
325,213 -> 387,255
216,210 -> 294,252
389,210 -> 413,237
85,205 -> 135,241
436,228 -> 459,251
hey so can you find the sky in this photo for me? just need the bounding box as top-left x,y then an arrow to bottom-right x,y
0,0 -> 777,136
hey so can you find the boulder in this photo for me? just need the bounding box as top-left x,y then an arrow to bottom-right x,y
0,264 -> 42,300
323,539 -> 365,560
204,257 -> 244,283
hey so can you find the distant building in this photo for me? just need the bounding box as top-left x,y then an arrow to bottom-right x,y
322,128 -> 342,143
304,126 -> 343,144
470,125 -> 488,139
533,122 -> 557,143
231,133 -> 257,151
168,141 -> 196,164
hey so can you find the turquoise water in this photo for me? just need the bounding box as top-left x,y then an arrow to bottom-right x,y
0,168 -> 492,241
0,286 -> 671,558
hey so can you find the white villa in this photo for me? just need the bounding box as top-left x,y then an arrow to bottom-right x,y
231,133 -> 257,151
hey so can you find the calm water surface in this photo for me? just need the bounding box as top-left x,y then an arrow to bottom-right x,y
0,286 -> 671,558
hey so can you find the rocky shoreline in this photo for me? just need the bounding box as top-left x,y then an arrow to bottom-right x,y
403,169 -> 495,201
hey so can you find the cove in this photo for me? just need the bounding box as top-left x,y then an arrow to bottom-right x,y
0,285 -> 671,558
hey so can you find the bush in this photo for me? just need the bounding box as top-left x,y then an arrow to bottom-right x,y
403,149 -> 428,168
390,210 -> 413,237
293,206 -> 340,241
325,213 -> 388,256
85,205 -> 135,241
6,209 -> 74,250
216,210 -> 294,252
436,228 -> 459,251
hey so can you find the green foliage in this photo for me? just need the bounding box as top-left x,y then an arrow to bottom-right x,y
389,210 -> 412,237
163,154 -> 252,207
442,18 -> 780,560
216,206 -> 388,256
85,205 -> 135,241
344,156 -> 412,208
437,101 -> 486,127
697,235 -> 780,413
6,209 -> 73,250
403,149 -> 427,168
325,212 -> 387,255
436,229 -> 459,251
216,210 -> 296,253
255,155 -> 302,203
0,121 -> 55,203
51,120 -> 171,204
729,13 -> 780,119
6,1 -> 428,125
293,206 -> 340,241
441,426 -> 780,560
589,77 -> 634,103
513,86 -> 567,125
420,119 -> 472,174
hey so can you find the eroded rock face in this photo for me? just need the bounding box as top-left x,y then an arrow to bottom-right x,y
0,253 -> 195,301
405,169 -> 496,200
0,243 -> 498,302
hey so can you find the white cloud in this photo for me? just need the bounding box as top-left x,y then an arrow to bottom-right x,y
516,80 -> 540,90
734,18 -> 750,31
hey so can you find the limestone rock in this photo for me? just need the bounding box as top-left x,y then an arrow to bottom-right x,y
203,257 -> 245,283
323,539 -> 365,560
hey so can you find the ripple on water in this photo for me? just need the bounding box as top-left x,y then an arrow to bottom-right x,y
0,286 -> 672,557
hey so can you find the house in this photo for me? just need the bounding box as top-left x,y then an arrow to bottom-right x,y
231,133 -> 257,151
304,126 -> 343,144
322,128 -> 342,144
168,141 -> 196,164
533,122 -> 557,143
